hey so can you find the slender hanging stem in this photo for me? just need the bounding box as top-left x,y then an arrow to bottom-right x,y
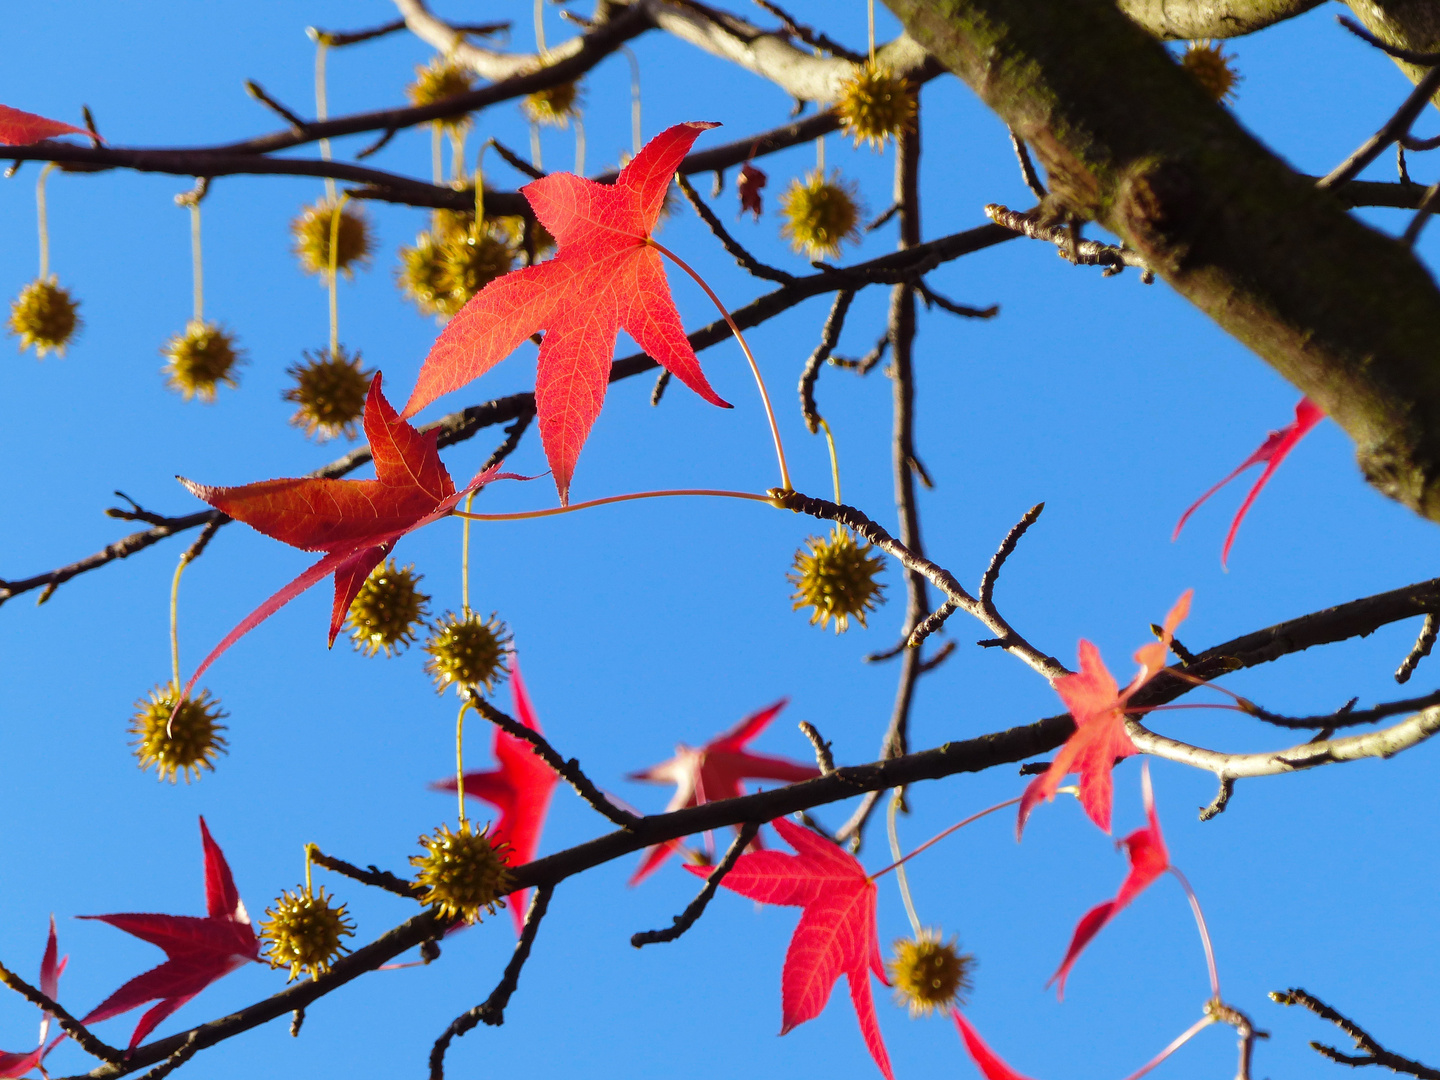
169,554 -> 188,691
1116,1015 -> 1215,1080
647,239 -> 791,490
35,162 -> 56,280
304,844 -> 315,894
432,125 -> 443,186
816,134 -> 825,174
450,128 -> 468,185
529,121 -> 543,172
886,789 -> 923,937
868,0 -> 876,64
574,114 -> 586,176
1170,866 -> 1222,999
190,202 -> 204,324
453,487 -> 777,523
327,193 -> 349,357
315,41 -> 335,201
621,46 -> 642,153
534,0 -> 547,56
456,700 -> 472,823
870,797 -> 1021,880
474,145 -> 487,222
818,417 -> 842,504
461,490 -> 476,614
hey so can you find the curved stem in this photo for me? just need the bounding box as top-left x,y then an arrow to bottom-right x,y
456,700 -> 471,824
169,554 -> 187,690
461,490 -> 475,614
869,796 -> 1021,880
886,789 -> 923,936
315,39 -> 335,201
574,113 -> 586,176
431,124 -> 443,186
35,162 -> 56,279
529,120 -> 543,172
534,0 -> 547,56
304,844 -> 315,894
818,417 -> 842,504
621,45 -> 642,153
1170,866 -> 1221,999
452,487 -> 777,522
647,238 -> 791,491
1117,1015 -> 1215,1080
327,193 -> 349,357
190,201 -> 204,324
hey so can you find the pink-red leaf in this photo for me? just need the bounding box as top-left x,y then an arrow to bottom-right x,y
80,818 -> 259,1049
628,699 -> 818,884
1047,764 -> 1170,1000
696,816 -> 893,1080
1018,591 -> 1190,837
952,1010 -> 1041,1080
0,104 -> 89,146
1173,397 -> 1323,566
738,161 -> 767,220
0,918 -> 69,1078
432,653 -> 559,933
403,122 -> 732,504
178,373 -> 513,694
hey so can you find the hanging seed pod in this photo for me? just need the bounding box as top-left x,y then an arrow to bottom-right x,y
1181,40 -> 1241,103
291,198 -> 373,279
283,346 -> 374,442
424,610 -> 511,695
411,820 -> 512,924
260,885 -> 356,981
162,320 -> 244,402
836,60 -> 917,151
522,79 -> 582,128
8,276 -> 80,357
780,170 -> 862,260
346,560 -> 430,657
130,684 -> 228,783
787,525 -> 886,633
406,57 -> 476,131
887,930 -> 975,1017
436,221 -> 516,315
398,229 -> 452,319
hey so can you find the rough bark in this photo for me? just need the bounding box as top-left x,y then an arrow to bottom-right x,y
1117,0 -> 1323,39
884,0 -> 1440,525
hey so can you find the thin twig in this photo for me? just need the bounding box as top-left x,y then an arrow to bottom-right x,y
650,368 -> 672,405
985,203 -> 1153,277
1271,988 -> 1440,1080
243,81 -> 307,133
1205,1000 -> 1267,1080
916,281 -> 999,319
751,0 -> 866,62
1402,181 -> 1440,245
980,503 -> 1044,608
1318,61 -> 1440,190
676,173 -> 793,283
799,290 -> 855,432
467,692 -> 640,829
798,722 -> 836,774
355,127 -> 398,160
134,1032 -> 200,1080
1396,612 -> 1439,683
631,822 -> 760,946
487,137 -> 546,180
1237,687 -> 1440,731
906,600 -> 956,650
0,961 -> 124,1064
428,885 -> 554,1080
310,17 -> 508,48
917,640 -> 957,674
1008,127 -> 1047,198
309,849 -> 424,899
829,332 -> 890,374
181,517 -> 224,565
1337,15 -> 1440,65
866,203 -> 900,231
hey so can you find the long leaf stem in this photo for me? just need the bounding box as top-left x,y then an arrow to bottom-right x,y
452,487 -> 777,523
1116,1015 -> 1215,1080
886,789 -> 922,937
35,162 -> 55,279
647,238 -> 792,491
869,796 -> 1021,880
1170,866 -> 1221,999
327,193 -> 349,357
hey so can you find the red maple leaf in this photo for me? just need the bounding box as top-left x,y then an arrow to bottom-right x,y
1173,397 -> 1323,566
1048,763 -> 1170,1000
431,652 -> 559,933
695,816 -> 892,1080
627,698 -> 818,885
0,104 -> 90,146
952,1010 -> 1039,1080
0,916 -> 68,1079
80,818 -> 259,1050
178,373 -> 513,694
1017,591 -> 1191,837
737,161 -> 767,220
402,121 -> 732,504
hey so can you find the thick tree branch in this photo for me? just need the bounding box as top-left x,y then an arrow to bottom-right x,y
1117,0 -> 1323,39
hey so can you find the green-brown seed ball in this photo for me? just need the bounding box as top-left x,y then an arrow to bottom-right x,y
8,276 -> 80,358
162,320 -> 244,402
130,684 -> 228,783
787,525 -> 886,633
260,885 -> 355,981
346,561 -> 430,657
411,820 -> 512,924
283,346 -> 374,441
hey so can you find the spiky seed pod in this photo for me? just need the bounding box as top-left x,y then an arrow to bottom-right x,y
405,57 -> 476,131
411,819 -> 512,924
836,60 -> 917,151
283,346 -> 374,442
346,561 -> 430,657
129,684 -> 228,783
522,79 -> 581,128
436,222 -> 516,314
291,198 -> 373,279
398,230 -> 452,319
424,610 -> 511,695
430,209 -> 475,242
780,170 -> 862,260
8,276 -> 80,357
260,885 -> 355,981
1181,40 -> 1241,104
162,320 -> 244,402
788,525 -> 887,633
887,930 -> 975,1017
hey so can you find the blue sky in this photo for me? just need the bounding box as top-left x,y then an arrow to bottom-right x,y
3,2 -> 1439,1078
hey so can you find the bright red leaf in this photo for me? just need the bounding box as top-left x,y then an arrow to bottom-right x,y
627,699 -> 818,885
432,652 -> 559,933
178,373 -> 514,694
0,104 -> 90,146
402,121 -> 732,504
694,816 -> 892,1080
1173,397 -> 1323,566
0,917 -> 69,1079
1048,763 -> 1170,1000
1018,590 -> 1191,837
738,161 -> 767,220
80,818 -> 259,1050
952,1010 -> 1040,1080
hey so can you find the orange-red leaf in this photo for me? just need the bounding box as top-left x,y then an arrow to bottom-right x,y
696,816 -> 892,1080
628,699 -> 818,884
1018,591 -> 1191,837
403,121 -> 732,504
0,104 -> 90,146
178,373 -> 513,694
1173,397 -> 1323,566
952,1010 -> 1040,1080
